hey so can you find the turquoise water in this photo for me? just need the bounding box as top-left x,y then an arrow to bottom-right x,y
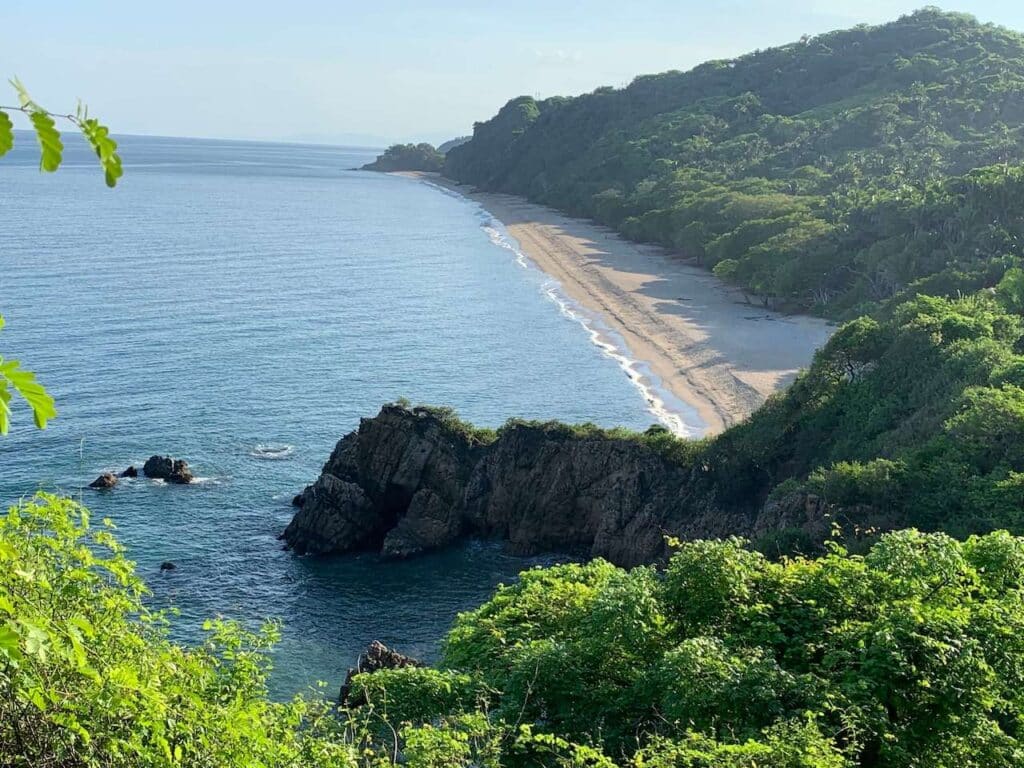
0,134 -> 661,695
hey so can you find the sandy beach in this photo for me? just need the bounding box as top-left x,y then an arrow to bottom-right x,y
400,172 -> 834,436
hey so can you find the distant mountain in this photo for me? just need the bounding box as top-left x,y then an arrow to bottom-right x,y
446,9 -> 1024,318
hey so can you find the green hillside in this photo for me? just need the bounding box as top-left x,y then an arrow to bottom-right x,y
446,8 -> 1024,317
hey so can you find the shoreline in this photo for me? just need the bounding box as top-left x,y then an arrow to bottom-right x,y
397,171 -> 834,436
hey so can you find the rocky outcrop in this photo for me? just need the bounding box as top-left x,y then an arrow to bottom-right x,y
120,466 -> 138,478
339,641 -> 422,705
89,472 -> 118,490
283,404 -> 758,566
283,408 -> 483,556
282,405 -> 901,565
143,455 -> 194,484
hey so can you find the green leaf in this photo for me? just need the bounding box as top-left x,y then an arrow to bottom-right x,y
69,614 -> 97,639
23,625 -> 49,662
0,623 -> 20,656
10,76 -> 35,110
9,79 -> 63,172
29,110 -> 62,172
0,109 -> 13,157
0,379 -> 11,436
79,116 -> 123,187
0,358 -> 57,432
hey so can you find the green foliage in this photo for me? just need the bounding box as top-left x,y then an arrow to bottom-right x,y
394,401 -> 498,446
695,293 -> 1024,537
0,315 -> 57,435
342,530 -> 1024,766
2,77 -> 123,185
77,106 -> 123,187
349,666 -> 488,725
28,109 -> 62,172
0,494 -> 364,767
0,109 -> 13,156
362,143 -> 445,173
446,10 -> 1024,316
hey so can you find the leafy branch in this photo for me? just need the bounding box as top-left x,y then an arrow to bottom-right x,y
0,77 -> 123,187
0,316 -> 57,436
0,78 -> 122,435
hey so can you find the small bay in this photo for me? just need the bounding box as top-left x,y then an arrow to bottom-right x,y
0,135 -> 661,694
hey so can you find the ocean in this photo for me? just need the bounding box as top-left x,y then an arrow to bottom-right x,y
1,133 -> 667,695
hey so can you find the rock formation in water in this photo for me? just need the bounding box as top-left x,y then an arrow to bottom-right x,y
282,404 -> 875,566
120,466 -> 138,478
89,472 -> 118,490
143,455 -> 194,484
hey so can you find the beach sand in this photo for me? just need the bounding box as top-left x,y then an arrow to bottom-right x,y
399,172 -> 834,436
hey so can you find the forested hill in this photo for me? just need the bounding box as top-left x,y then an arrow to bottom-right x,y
445,9 -> 1024,318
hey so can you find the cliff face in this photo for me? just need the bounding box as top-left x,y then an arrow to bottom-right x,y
285,405 -> 808,566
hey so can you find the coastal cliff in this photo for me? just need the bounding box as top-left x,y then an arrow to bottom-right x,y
282,404 -> 888,565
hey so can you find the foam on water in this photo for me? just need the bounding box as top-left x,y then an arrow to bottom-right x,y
251,444 -> 296,460
422,180 -> 704,437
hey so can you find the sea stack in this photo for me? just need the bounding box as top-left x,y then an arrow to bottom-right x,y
143,455 -> 194,484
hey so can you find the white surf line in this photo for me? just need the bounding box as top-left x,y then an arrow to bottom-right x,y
418,178 -> 706,438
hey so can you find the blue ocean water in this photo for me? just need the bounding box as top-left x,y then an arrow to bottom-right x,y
0,134 -> 661,695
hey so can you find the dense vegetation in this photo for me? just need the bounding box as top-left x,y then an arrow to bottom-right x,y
446,9 -> 1024,317
0,496 -> 356,767
9,495 -> 1024,767
356,529 -> 1024,766
361,142 -> 445,172
696,286 -> 1024,549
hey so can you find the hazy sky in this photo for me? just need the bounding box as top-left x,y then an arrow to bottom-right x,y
2,2 -> 1023,146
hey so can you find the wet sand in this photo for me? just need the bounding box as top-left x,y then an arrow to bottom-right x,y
400,172 -> 833,436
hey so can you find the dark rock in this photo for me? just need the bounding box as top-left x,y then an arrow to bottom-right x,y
382,487 -> 462,558
339,640 -> 422,706
280,404 -> 853,566
291,492 -> 306,508
281,403 -> 697,565
143,455 -> 194,484
89,472 -> 118,490
159,561 -> 176,572
120,466 -> 138,478
280,475 -> 376,555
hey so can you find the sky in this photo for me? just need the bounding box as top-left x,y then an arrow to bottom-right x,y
2,1 -> 1023,147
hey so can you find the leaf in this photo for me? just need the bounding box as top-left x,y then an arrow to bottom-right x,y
29,110 -> 62,172
9,79 -> 64,172
0,623 -> 20,656
10,76 -> 35,110
79,116 -> 123,187
67,625 -> 89,670
69,614 -> 96,639
0,378 -> 10,436
0,358 -> 57,432
23,625 -> 49,662
0,109 -> 12,157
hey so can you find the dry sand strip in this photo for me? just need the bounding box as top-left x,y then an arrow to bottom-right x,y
398,172 -> 834,436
